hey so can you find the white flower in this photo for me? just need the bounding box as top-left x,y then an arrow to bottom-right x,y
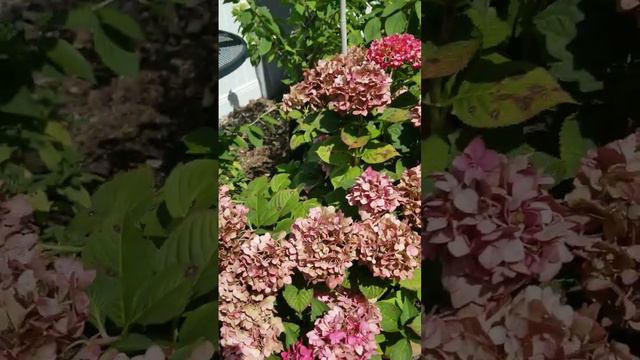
232,0 -> 250,13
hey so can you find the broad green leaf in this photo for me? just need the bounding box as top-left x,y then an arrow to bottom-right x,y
310,298 -> 330,321
316,137 -> 352,165
44,121 -> 72,146
340,128 -> 370,149
65,7 -> 100,31
397,291 -> 420,325
362,142 -> 400,164
37,142 -> 62,170
358,278 -> 388,300
330,165 -> 363,189
364,18 -> 382,42
97,7 -> 144,41
0,145 -> 15,164
269,189 -> 299,219
534,0 -> 602,92
423,135 -> 450,175
170,340 -> 215,360
28,191 -> 50,212
422,40 -> 481,79
258,38 -> 272,55
399,268 -> 421,300
385,11 -> 407,35
163,160 -> 217,218
59,186 -> 92,208
382,0 -> 410,17
283,322 -> 301,348
46,39 -> 95,82
467,0 -> 510,48
270,173 -> 291,192
248,196 -> 279,227
83,219 -> 157,327
380,108 -> 410,123
560,116 -> 594,178
113,333 -> 154,352
386,339 -> 412,360
178,302 -> 217,347
290,134 -> 306,150
0,87 -> 44,118
377,302 -> 402,332
94,26 -> 139,77
283,284 -> 313,313
132,265 -> 194,325
156,210 -> 217,271
408,315 -> 421,336
183,127 -> 215,155
452,67 -> 575,128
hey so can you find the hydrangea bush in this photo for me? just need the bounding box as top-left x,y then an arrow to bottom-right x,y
219,3 -> 422,355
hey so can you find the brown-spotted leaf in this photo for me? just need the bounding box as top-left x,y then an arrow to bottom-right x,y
362,142 -> 399,164
423,40 -> 481,79
452,67 -> 575,128
340,128 -> 370,149
379,107 -> 410,123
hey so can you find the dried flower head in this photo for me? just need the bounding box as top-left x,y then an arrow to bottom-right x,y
307,291 -> 381,359
286,207 -> 354,289
219,186 -> 251,269
347,167 -> 401,220
397,165 -> 421,227
565,132 -> 640,330
423,138 -> 576,308
410,104 -> 421,128
0,193 -> 95,359
352,214 -> 420,280
282,48 -> 392,116
366,33 -> 421,70
236,232 -> 295,295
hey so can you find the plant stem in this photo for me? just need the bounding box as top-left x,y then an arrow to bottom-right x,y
41,244 -> 83,253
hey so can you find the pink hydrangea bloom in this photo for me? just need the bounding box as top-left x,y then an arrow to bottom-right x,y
423,140 -> 577,308
282,48 -> 392,116
280,342 -> 313,360
410,104 -> 421,128
366,33 -> 421,70
346,167 -> 401,220
451,137 -> 503,185
307,291 -> 381,360
397,165 -> 421,227
236,233 -> 295,295
286,207 -> 355,289
0,193 -> 95,359
352,214 -> 420,280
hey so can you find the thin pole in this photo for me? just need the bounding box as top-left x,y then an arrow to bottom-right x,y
340,0 -> 347,54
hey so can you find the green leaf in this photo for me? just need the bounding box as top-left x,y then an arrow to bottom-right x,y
37,142 -> 62,170
340,128 -> 370,149
163,160 -> 217,218
534,0 -> 602,92
0,87 -> 44,118
423,135 -> 450,175
399,268 -> 421,300
113,333 -> 154,352
316,137 -> 352,165
156,210 -> 217,271
270,173 -> 291,192
310,298 -> 330,321
358,278 -> 388,300
28,191 -> 51,212
248,196 -> 279,228
45,121 -> 73,146
282,284 -> 313,313
397,291 -> 420,325
385,11 -> 407,35
380,108 -> 410,123
132,265 -> 195,325
178,302 -> 217,347
386,339 -> 412,360
59,186 -> 92,208
97,7 -> 144,41
330,165 -> 363,190
65,7 -> 100,31
94,26 -> 139,77
46,39 -> 95,82
377,302 -> 402,332
269,189 -> 299,219
467,0 -> 510,48
560,115 -> 594,178
258,38 -> 272,55
452,67 -> 575,128
183,127 -> 215,155
170,341 -> 215,360
382,0 -> 409,17
408,315 -> 421,336
422,40 -> 481,79
364,18 -> 382,42
283,322 -> 301,348
362,142 -> 400,164
0,145 -> 15,164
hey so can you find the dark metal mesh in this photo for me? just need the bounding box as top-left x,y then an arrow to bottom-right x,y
218,31 -> 246,70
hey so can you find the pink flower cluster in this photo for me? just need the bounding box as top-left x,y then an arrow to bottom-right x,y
423,285 -> 638,359
280,342 -> 313,360
306,291 -> 381,360
347,167 -> 400,220
366,33 -> 421,70
0,193 -> 95,359
565,132 -> 640,330
423,138 -> 578,308
282,47 -> 392,116
219,185 -> 251,269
